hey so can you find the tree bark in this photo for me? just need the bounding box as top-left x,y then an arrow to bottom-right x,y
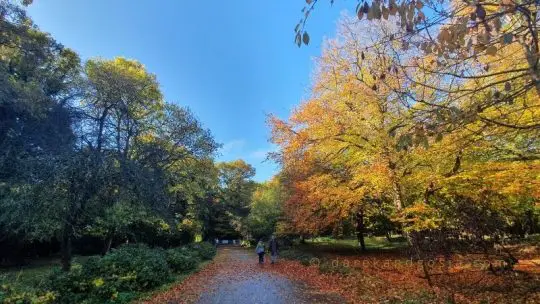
102,234 -> 113,256
411,234 -> 432,286
356,210 -> 366,252
385,231 -> 392,243
60,226 -> 72,272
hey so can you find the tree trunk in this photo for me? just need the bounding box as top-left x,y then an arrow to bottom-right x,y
356,210 -> 366,252
411,233 -> 432,286
421,259 -> 433,287
102,234 -> 114,256
385,231 -> 392,242
60,227 -> 72,272
391,179 -> 403,210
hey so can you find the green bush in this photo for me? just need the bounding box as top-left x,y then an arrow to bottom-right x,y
21,243 -> 214,304
98,244 -> 171,290
165,248 -> 200,273
45,265 -> 95,304
46,244 -> 171,304
0,284 -> 55,304
186,242 -> 216,260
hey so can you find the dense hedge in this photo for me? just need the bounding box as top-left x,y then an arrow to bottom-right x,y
165,247 -> 201,272
0,242 -> 216,304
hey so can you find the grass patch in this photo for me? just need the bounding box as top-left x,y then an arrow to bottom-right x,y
303,236 -> 407,256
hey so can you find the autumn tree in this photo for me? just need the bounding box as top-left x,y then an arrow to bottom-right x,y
295,0 -> 539,133
272,19 -> 431,250
274,16 -> 539,270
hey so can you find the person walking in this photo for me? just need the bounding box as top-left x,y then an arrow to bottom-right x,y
268,235 -> 279,264
255,239 -> 265,264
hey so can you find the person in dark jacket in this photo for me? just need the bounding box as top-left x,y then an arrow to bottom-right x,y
268,235 -> 278,264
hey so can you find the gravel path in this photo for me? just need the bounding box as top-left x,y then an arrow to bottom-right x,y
146,246 -> 345,304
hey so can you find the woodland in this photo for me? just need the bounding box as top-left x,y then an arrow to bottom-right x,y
0,0 -> 539,303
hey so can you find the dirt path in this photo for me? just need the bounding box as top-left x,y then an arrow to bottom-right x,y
144,246 -> 345,304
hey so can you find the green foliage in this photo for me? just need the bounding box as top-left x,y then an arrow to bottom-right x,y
209,160 -> 257,239
0,243 -> 214,304
246,178 -> 284,240
0,0 -> 80,243
0,1 -> 222,271
45,244 -> 172,304
186,242 -> 217,261
164,248 -> 200,272
0,284 -> 55,304
97,244 -> 171,290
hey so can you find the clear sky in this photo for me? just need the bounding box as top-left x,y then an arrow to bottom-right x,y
28,0 -> 351,181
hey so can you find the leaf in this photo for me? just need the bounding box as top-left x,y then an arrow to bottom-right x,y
367,6 -> 374,20
415,1 -> 423,9
302,32 -> 310,45
485,45 -> 497,56
358,10 -> 364,20
503,33 -> 513,44
295,33 -> 302,47
438,28 -> 450,43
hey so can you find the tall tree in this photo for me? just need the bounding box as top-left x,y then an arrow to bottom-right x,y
0,0 -> 81,264
273,16 -> 539,262
210,160 -> 256,239
246,177 -> 285,240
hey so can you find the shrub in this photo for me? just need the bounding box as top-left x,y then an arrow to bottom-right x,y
44,266 -> 92,304
97,244 -> 171,290
46,244 -> 171,304
43,243 -> 213,304
0,284 -> 55,304
165,248 -> 200,273
186,242 -> 216,260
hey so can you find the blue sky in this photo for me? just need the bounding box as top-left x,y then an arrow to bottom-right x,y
28,0 -> 352,181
